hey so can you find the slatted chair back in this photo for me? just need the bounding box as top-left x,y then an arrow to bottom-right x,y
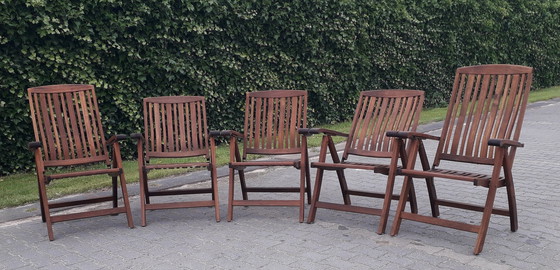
28,84 -> 109,167
434,64 -> 533,166
143,96 -> 209,161
343,90 -> 424,160
242,90 -> 307,157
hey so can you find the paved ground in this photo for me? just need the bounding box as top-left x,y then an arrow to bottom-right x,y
1,99 -> 559,269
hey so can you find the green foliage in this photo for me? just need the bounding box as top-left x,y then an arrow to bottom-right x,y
1,0 -> 559,175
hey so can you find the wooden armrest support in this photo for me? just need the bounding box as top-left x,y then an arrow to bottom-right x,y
386,131 -> 440,141
28,141 -> 42,150
488,139 -> 524,148
107,134 -> 128,144
298,128 -> 348,137
209,130 -> 244,138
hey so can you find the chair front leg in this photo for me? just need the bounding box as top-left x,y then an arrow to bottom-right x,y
418,140 -> 438,217
325,135 -> 351,205
502,148 -> 518,232
474,147 -> 504,255
390,138 -> 421,236
112,142 -> 134,229
209,137 -> 221,222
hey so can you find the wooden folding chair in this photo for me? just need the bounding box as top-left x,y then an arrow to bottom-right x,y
27,84 -> 134,240
301,90 -> 434,234
211,90 -> 311,222
388,64 -> 533,254
131,96 -> 220,226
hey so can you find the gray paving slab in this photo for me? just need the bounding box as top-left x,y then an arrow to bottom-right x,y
1,98 -> 559,269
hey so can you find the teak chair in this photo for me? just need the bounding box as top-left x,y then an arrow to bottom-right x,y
388,64 -> 533,254
211,90 -> 311,222
131,96 -> 220,227
27,84 -> 134,240
300,90 -> 434,234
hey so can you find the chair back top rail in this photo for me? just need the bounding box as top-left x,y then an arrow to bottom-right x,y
343,89 -> 424,160
28,84 -> 110,167
434,64 -> 533,166
143,96 -> 209,160
243,90 -> 307,157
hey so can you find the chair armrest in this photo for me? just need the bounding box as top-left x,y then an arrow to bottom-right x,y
488,139 -> 524,148
107,134 -> 128,144
298,128 -> 348,137
28,141 -> 42,151
386,131 -> 440,141
130,133 -> 144,141
209,130 -> 244,138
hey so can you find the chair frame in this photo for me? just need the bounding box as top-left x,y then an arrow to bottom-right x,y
131,96 -> 220,227
300,90 -> 435,234
211,90 -> 311,222
27,84 -> 134,241
387,64 -> 533,254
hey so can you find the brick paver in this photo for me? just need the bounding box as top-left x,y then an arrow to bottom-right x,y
1,99 -> 559,269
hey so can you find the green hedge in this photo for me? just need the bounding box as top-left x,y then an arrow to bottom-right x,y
1,0 -> 559,175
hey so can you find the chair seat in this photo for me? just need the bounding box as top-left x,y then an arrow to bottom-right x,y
312,161 -> 391,171
399,168 -> 506,187
230,159 -> 300,169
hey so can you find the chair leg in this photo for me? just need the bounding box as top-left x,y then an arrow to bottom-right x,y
238,169 -> 248,201
227,168 -> 235,222
38,179 -> 54,241
474,182 -> 498,255
503,155 -> 518,232
307,168 -> 325,223
140,170 -> 148,227
378,139 -> 402,235
419,142 -> 439,217
390,175 -> 413,236
304,155 -> 312,204
299,160 -> 306,223
112,176 -> 118,208
37,180 -> 46,223
325,136 -> 351,205
407,180 -> 418,214
118,171 -> 134,229
211,166 -> 221,222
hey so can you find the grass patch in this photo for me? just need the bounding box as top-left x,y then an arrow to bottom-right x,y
1,86 -> 559,209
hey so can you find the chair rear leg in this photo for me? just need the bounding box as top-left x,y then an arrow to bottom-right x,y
419,142 -> 439,217
38,179 -> 54,240
118,171 -> 134,229
238,169 -> 248,201
211,166 -> 221,222
37,180 -> 46,223
299,162 -> 306,223
307,168 -> 325,223
503,154 -> 518,232
407,180 -> 418,214
227,168 -> 235,222
112,176 -> 118,208
140,170 -> 148,227
304,156 -> 312,204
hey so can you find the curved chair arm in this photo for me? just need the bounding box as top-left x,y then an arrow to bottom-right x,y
28,141 -> 42,151
488,138 -> 524,148
107,134 -> 128,144
209,130 -> 244,138
298,128 -> 348,137
130,133 -> 144,142
386,131 -> 440,141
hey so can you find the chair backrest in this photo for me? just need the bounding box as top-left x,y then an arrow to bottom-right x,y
243,90 -> 307,157
343,90 -> 424,160
28,84 -> 110,167
142,96 -> 209,161
434,64 -> 533,166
